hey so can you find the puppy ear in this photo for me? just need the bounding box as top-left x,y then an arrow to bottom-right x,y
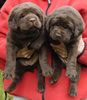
8,10 -> 17,30
46,16 -> 50,31
37,9 -> 46,26
74,22 -> 85,38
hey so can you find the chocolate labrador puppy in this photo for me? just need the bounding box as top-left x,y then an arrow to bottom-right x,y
45,6 -> 85,96
3,3 -> 53,93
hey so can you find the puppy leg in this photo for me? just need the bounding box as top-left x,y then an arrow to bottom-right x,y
3,41 -> 18,79
39,45 -> 53,77
5,60 -> 25,92
5,75 -> 22,92
69,63 -> 81,97
50,51 -> 62,84
38,64 -> 45,93
66,41 -> 79,80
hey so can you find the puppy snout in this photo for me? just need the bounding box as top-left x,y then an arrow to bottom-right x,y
56,33 -> 61,37
55,29 -> 61,37
29,18 -> 36,23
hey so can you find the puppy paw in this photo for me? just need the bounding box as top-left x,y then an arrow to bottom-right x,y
42,67 -> 53,77
5,87 -> 13,92
50,77 -> 58,85
69,86 -> 77,97
38,85 -> 45,93
5,84 -> 16,92
66,69 -> 77,80
38,80 -> 45,93
30,42 -> 42,50
3,69 -> 15,79
50,70 -> 62,85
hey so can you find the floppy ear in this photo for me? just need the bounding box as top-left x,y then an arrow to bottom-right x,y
74,14 -> 85,37
8,10 -> 17,30
46,16 -> 50,31
35,8 -> 45,26
74,22 -> 85,38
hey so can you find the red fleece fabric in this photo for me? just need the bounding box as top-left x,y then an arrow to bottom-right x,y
0,0 -> 87,100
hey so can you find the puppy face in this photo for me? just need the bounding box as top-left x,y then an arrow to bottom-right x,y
46,6 -> 85,43
48,17 -> 75,43
8,3 -> 45,33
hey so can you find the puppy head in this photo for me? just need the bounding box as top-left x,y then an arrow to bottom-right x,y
46,6 -> 85,43
8,3 -> 45,32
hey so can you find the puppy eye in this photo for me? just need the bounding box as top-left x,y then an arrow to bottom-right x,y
35,13 -> 40,17
69,27 -> 74,33
20,15 -> 25,19
66,26 -> 73,33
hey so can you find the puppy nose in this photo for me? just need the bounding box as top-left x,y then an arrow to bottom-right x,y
56,33 -> 61,37
29,18 -> 36,22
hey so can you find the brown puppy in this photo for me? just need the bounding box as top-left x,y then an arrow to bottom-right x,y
3,3 -> 53,93
46,6 -> 85,96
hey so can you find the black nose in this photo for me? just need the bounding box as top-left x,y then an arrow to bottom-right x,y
56,33 -> 61,37
29,18 -> 36,22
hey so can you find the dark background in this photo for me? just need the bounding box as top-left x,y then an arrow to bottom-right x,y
0,0 -> 6,8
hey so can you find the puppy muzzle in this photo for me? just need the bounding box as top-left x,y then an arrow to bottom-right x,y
19,14 -> 42,31
50,29 -> 62,41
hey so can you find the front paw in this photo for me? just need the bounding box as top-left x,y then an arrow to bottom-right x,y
66,69 -> 77,80
5,86 -> 14,92
50,70 -> 62,85
30,43 -> 41,50
3,69 -> 15,79
42,67 -> 54,77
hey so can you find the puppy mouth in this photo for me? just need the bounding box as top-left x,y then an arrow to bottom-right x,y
18,23 -> 41,33
29,17 -> 42,29
28,27 -> 40,32
55,33 -> 61,37
49,31 -> 62,41
49,37 -> 60,45
32,22 -> 42,29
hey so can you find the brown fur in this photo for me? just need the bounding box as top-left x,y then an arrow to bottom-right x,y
46,6 -> 85,96
3,2 -> 48,93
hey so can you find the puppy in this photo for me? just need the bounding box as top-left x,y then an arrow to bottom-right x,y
3,2 -> 53,93
46,6 -> 85,96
